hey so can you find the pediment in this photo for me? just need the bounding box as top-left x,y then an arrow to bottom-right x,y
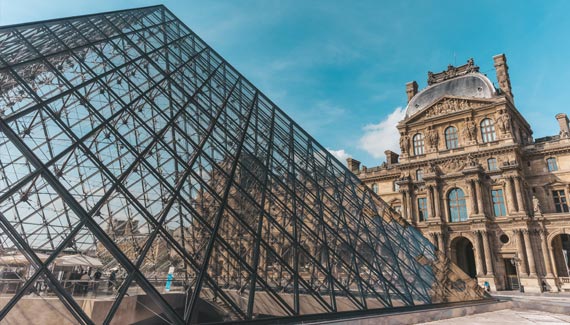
404,96 -> 499,124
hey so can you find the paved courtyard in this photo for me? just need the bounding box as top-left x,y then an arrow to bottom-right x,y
421,309 -> 570,324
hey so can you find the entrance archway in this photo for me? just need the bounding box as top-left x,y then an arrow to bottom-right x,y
551,234 -> 570,277
451,237 -> 477,278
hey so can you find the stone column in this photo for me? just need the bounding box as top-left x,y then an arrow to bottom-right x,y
514,177 -> 526,213
467,180 -> 477,215
504,177 -> 517,215
426,186 -> 433,221
540,230 -> 554,277
473,231 -> 485,277
475,180 -> 485,216
437,233 -> 445,255
523,230 -> 537,276
481,230 -> 494,275
401,191 -> 409,220
407,190 -> 414,223
514,229 -> 529,276
549,247 -> 559,277
434,184 -> 442,222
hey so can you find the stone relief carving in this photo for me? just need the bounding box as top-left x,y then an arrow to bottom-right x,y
466,153 -> 479,167
497,109 -> 511,135
426,126 -> 439,148
439,158 -> 467,173
426,58 -> 480,86
427,161 -> 439,174
465,58 -> 477,73
425,98 -> 474,118
462,117 -> 477,142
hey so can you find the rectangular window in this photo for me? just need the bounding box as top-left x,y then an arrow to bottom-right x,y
491,189 -> 506,217
488,158 -> 498,171
417,197 -> 428,221
547,158 -> 558,172
553,190 -> 569,213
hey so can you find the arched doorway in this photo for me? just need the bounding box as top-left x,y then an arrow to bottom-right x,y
552,234 -> 570,277
451,237 -> 477,278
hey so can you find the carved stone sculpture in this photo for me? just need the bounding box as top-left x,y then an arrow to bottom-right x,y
426,127 -> 439,148
533,196 -> 542,215
497,110 -> 511,135
400,134 -> 410,154
463,118 -> 477,141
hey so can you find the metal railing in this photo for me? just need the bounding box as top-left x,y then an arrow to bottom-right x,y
0,277 -> 189,298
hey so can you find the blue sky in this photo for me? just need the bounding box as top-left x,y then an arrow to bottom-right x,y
1,0 -> 569,167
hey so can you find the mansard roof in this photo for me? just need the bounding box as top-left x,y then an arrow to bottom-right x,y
405,72 -> 497,118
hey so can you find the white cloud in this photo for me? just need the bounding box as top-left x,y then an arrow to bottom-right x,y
358,107 -> 406,159
327,148 -> 351,162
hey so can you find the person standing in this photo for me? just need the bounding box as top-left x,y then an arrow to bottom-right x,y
108,270 -> 116,293
93,269 -> 102,293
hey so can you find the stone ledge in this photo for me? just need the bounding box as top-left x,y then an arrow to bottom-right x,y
315,300 -> 509,325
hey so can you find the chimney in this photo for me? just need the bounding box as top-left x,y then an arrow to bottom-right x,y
406,81 -> 418,103
556,113 -> 570,137
346,158 -> 361,173
493,54 -> 513,101
384,150 -> 399,166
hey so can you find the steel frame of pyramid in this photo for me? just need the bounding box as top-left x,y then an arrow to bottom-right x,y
0,5 -> 485,324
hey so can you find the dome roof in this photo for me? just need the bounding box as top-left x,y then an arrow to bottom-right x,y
405,73 -> 497,118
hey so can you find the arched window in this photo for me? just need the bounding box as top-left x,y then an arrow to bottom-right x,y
445,126 -> 459,149
547,157 -> 558,172
487,158 -> 498,171
372,183 -> 379,193
480,118 -> 496,143
413,133 -> 425,155
416,169 -> 423,181
448,188 -> 468,222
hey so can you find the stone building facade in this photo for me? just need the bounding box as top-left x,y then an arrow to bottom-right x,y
351,54 -> 570,293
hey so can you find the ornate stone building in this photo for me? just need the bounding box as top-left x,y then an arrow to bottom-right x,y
351,54 -> 570,293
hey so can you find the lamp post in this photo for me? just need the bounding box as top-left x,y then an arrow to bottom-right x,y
510,254 -> 524,293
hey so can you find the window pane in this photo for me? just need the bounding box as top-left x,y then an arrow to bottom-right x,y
492,189 -> 506,216
413,133 -> 424,155
488,158 -> 498,171
553,190 -> 569,213
547,158 -> 558,172
448,188 -> 467,222
418,197 -> 428,221
372,183 -> 378,193
480,118 -> 496,143
445,126 -> 458,149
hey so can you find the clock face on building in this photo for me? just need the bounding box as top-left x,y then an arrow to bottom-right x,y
405,73 -> 496,118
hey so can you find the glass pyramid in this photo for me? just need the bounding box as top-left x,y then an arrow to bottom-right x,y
0,5 -> 485,324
